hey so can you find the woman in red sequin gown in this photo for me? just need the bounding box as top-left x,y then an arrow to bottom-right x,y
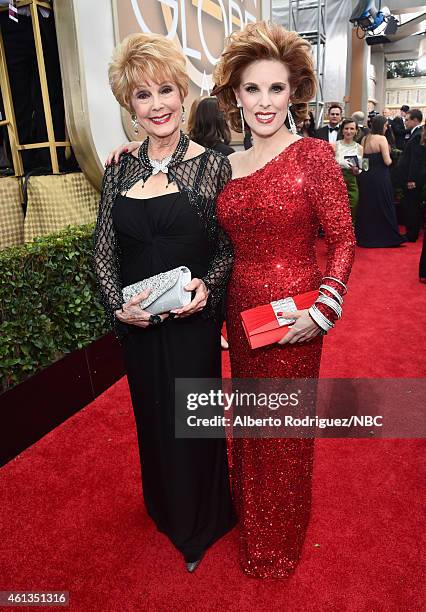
213,23 -> 356,578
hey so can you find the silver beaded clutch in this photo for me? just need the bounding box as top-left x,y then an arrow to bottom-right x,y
122,266 -> 192,314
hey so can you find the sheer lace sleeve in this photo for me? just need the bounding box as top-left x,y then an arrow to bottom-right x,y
93,162 -> 124,333
202,155 -> 234,314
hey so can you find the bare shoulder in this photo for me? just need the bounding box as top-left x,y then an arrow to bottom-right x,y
228,149 -> 249,175
186,140 -> 206,159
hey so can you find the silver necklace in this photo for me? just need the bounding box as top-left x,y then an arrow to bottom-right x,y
138,132 -> 189,188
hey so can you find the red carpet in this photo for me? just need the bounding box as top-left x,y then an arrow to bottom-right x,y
1,239 -> 425,611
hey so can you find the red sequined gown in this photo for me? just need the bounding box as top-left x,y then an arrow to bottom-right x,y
217,138 -> 356,578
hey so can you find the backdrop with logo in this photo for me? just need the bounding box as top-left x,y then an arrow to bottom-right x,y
56,0 -> 270,190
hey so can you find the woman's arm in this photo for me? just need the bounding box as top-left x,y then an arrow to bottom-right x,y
379,135 -> 392,166
279,141 -> 356,345
105,141 -> 141,166
308,141 -> 356,321
168,154 -> 234,320
93,163 -> 126,334
202,155 -> 234,314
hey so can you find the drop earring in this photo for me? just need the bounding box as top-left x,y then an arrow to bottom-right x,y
237,103 -> 246,133
131,114 -> 139,134
181,105 -> 186,123
287,106 -> 298,136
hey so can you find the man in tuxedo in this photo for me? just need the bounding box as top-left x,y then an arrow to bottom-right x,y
392,105 -> 409,151
398,109 -> 425,242
315,104 -> 343,143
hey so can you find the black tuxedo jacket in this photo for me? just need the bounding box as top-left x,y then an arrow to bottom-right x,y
391,116 -> 407,150
315,125 -> 343,142
397,126 -> 425,186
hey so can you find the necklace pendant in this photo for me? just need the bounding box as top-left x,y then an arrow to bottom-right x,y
139,131 -> 190,178
150,155 -> 172,175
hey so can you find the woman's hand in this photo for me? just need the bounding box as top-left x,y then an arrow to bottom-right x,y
105,141 -> 141,166
115,289 -> 169,328
170,278 -> 209,318
278,309 -> 322,345
349,166 -> 361,176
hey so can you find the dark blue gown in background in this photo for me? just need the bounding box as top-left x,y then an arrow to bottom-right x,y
356,152 -> 405,248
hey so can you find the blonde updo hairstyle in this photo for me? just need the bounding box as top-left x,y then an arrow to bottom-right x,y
108,33 -> 189,113
212,21 -> 317,132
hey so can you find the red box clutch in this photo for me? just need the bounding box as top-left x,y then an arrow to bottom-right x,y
240,290 -> 319,349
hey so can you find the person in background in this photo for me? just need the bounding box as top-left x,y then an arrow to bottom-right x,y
397,109 -> 425,242
332,118 -> 363,223
352,111 -> 370,144
367,110 -> 378,130
315,103 -> 343,143
392,105 -> 409,151
243,129 -> 253,150
186,97 -> 202,138
382,107 -> 396,148
356,115 -> 406,248
301,110 -> 316,138
190,96 -> 235,156
419,126 -> 426,282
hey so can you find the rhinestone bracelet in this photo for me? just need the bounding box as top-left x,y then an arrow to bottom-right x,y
322,276 -> 347,294
319,283 -> 344,305
316,294 -> 342,318
308,304 -> 334,333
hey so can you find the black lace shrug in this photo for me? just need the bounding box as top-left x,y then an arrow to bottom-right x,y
93,148 -> 234,338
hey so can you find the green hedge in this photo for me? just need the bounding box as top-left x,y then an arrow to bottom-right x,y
0,224 -> 109,393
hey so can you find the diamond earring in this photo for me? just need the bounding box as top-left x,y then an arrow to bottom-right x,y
131,114 -> 139,134
181,106 -> 186,123
287,107 -> 298,136
237,103 -> 246,133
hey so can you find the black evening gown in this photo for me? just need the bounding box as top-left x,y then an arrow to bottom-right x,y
355,152 -> 405,247
112,191 -> 236,563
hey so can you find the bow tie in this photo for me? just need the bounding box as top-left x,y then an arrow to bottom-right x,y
329,127 -> 339,132
149,156 -> 172,175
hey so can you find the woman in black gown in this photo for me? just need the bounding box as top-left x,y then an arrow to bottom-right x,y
94,33 -> 236,572
356,115 -> 406,247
